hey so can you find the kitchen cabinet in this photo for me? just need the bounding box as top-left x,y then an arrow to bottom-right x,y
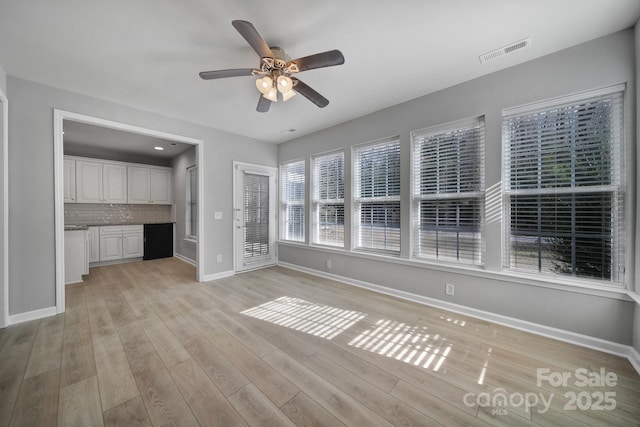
63,158 -> 76,202
75,160 -> 127,204
150,168 -> 172,204
65,229 -> 88,284
103,164 -> 128,203
128,166 -> 172,204
87,226 -> 100,263
99,225 -> 143,262
123,232 -> 144,258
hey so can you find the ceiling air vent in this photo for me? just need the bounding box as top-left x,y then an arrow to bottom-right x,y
479,37 -> 531,64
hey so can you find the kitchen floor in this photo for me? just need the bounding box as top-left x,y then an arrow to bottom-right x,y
1,258 -> 639,425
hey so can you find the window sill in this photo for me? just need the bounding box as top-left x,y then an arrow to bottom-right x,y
183,238 -> 197,245
627,292 -> 640,305
276,241 -> 631,301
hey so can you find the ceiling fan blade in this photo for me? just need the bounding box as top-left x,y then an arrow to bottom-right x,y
292,78 -> 329,108
289,49 -> 345,72
256,95 -> 271,113
199,68 -> 254,80
232,20 -> 274,59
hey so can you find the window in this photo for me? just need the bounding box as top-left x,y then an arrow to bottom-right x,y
185,165 -> 197,240
412,118 -> 485,264
503,87 -> 625,285
353,137 -> 401,254
312,151 -> 345,247
280,160 -> 305,242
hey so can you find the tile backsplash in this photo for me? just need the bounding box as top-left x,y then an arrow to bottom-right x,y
65,203 -> 174,225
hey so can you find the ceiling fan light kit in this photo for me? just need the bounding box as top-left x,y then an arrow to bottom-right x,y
199,20 -> 344,112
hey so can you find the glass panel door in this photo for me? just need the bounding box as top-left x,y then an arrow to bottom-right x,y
234,162 -> 277,272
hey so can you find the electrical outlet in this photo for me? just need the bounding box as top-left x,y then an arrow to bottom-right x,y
216,254 -> 222,263
327,259 -> 332,269
445,283 -> 455,296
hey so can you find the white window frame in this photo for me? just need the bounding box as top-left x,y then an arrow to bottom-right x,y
280,159 -> 306,242
185,165 -> 197,241
502,85 -> 625,287
411,117 -> 485,265
312,150 -> 345,248
352,136 -> 401,255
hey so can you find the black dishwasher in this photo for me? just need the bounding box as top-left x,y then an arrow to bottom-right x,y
143,223 -> 174,260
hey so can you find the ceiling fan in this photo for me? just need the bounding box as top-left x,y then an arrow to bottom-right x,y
199,20 -> 345,113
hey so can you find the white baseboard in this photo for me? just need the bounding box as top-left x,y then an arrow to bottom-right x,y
202,270 -> 235,282
174,253 -> 196,266
277,261 -> 640,375
89,257 -> 143,268
629,347 -> 640,374
8,306 -> 58,325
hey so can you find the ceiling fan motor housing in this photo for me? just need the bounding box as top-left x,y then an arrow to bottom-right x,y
269,46 -> 290,62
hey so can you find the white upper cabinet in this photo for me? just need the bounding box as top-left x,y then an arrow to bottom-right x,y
102,164 -> 127,203
150,168 -> 172,204
128,166 -> 172,204
127,167 -> 151,204
63,158 -> 76,203
75,159 -> 127,203
75,160 -> 103,203
68,156 -> 172,205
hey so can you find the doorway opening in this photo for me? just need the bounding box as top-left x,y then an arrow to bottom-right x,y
53,109 -> 204,314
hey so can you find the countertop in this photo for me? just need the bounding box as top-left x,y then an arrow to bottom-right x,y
64,225 -> 89,231
65,221 -> 175,229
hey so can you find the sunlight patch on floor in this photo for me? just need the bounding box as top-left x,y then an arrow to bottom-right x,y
440,315 -> 467,327
240,296 -> 366,339
348,319 -> 451,371
478,347 -> 493,384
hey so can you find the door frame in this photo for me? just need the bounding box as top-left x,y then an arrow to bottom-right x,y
54,109 -> 204,314
232,161 -> 278,273
0,87 -> 7,328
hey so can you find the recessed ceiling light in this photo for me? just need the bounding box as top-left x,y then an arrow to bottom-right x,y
154,146 -> 164,151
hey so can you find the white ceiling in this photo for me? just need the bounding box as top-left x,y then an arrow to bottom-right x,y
1,0 -> 639,144
63,120 -> 193,164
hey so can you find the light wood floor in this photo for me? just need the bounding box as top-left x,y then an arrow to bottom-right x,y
1,258 -> 639,426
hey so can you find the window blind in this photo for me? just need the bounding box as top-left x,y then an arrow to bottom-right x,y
312,151 -> 344,247
186,166 -> 197,239
243,173 -> 271,261
503,88 -> 625,285
412,118 -> 485,264
353,138 -> 401,254
280,160 -> 305,242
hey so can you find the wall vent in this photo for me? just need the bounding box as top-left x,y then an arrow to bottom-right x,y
479,37 -> 531,64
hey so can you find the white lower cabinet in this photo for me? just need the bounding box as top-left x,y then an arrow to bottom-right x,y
123,232 -> 144,258
99,225 -> 143,262
88,227 -> 100,263
65,229 -> 88,284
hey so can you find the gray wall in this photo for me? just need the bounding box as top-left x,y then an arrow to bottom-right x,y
634,21 -> 640,354
173,146 -> 197,263
0,64 -> 6,94
0,71 -> 5,326
278,29 -> 637,345
7,76 -> 277,315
